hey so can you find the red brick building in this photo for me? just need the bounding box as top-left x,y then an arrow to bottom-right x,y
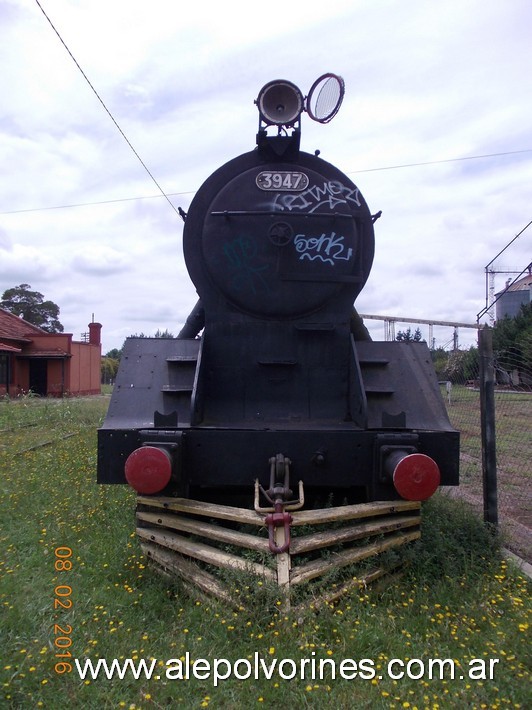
0,308 -> 102,397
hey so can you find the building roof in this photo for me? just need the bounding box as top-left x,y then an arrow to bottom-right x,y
496,272 -> 532,296
17,349 -> 71,358
0,307 -> 47,342
0,341 -> 22,353
507,273 -> 532,291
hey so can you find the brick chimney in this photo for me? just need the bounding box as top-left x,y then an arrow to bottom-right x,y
88,321 -> 102,346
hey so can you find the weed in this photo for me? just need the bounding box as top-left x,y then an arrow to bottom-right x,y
402,494 -> 501,582
0,397 -> 529,709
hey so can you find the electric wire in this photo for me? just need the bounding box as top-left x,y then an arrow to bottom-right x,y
347,148 -> 532,174
2,149 -> 531,216
9,3 -> 532,219
1,191 -> 195,215
33,0 -> 182,220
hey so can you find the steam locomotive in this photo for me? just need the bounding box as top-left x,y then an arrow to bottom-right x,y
97,75 -> 459,510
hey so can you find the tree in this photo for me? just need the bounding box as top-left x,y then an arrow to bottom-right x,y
101,356 -> 119,385
396,327 -> 423,342
128,329 -> 175,340
431,347 -> 450,380
1,283 -> 64,333
443,346 -> 479,383
493,303 -> 532,373
154,329 -> 175,339
104,348 -> 122,360
517,324 -> 532,368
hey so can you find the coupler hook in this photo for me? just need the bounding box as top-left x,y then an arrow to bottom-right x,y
265,507 -> 293,554
254,454 -> 304,554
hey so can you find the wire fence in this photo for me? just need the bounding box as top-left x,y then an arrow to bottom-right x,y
441,329 -> 531,562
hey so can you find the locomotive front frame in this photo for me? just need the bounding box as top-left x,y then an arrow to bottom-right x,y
98,116 -> 459,506
96,76 -> 460,602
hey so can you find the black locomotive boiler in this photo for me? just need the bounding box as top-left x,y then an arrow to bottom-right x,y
98,75 -> 459,535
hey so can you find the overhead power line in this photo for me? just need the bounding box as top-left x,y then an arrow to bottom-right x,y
6,2 -> 532,218
2,148 -> 531,216
33,0 -> 182,220
347,148 -> 532,174
1,190 -> 195,215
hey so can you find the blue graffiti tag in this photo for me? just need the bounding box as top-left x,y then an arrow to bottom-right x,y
222,236 -> 270,294
294,232 -> 353,265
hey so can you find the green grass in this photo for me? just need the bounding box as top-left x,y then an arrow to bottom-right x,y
0,397 -> 530,709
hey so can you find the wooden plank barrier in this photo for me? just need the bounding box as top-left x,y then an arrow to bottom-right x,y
136,496 -> 421,609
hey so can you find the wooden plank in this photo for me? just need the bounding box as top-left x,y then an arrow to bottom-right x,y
292,567 -> 389,613
290,515 -> 420,555
137,496 -> 264,526
137,526 -> 276,581
290,500 -> 420,527
290,530 -> 420,586
137,497 -> 420,528
320,567 -> 388,603
137,510 -> 269,553
140,542 -> 240,608
273,526 -> 291,589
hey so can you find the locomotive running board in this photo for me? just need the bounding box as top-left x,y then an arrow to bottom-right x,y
135,496 -> 421,610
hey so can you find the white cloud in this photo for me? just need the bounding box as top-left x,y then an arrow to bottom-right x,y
0,0 -> 530,352
0,228 -> 13,250
0,242 -> 60,282
70,245 -> 131,275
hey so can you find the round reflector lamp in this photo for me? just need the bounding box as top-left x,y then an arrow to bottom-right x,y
257,80 -> 304,126
392,453 -> 440,501
125,446 -> 172,495
306,73 -> 345,124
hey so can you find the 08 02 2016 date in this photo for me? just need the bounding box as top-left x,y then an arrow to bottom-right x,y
53,546 -> 73,674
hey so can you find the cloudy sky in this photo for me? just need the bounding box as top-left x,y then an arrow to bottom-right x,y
1,0 -> 531,353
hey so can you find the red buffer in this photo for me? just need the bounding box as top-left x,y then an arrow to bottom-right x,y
391,452 -> 441,501
125,446 -> 172,495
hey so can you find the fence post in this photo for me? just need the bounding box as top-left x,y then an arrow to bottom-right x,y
478,325 -> 498,526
